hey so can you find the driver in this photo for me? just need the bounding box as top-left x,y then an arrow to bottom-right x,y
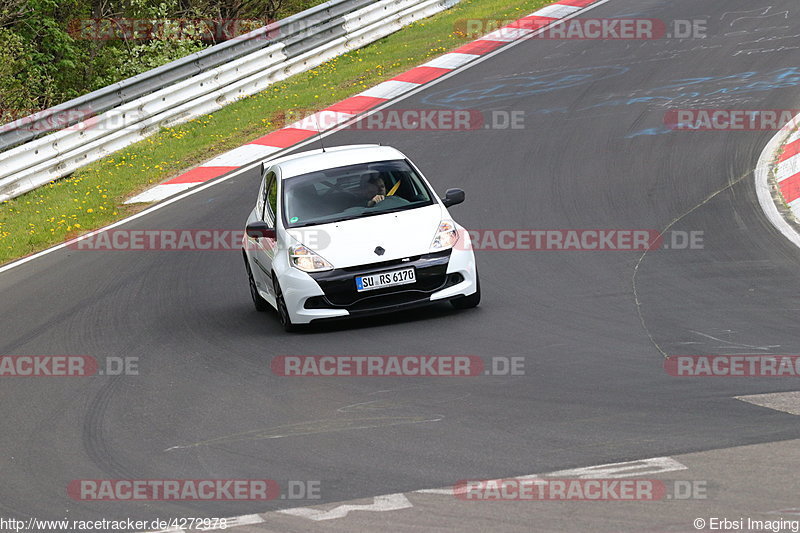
362,173 -> 387,207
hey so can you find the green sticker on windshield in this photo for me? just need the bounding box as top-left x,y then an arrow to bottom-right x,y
290,217 -> 299,223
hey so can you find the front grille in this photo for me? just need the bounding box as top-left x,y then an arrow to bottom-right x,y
337,255 -> 423,272
306,250 -> 454,310
347,290 -> 432,311
305,273 -> 464,311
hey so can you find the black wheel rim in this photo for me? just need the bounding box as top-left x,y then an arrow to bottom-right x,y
277,294 -> 289,326
247,266 -> 259,303
274,282 -> 289,326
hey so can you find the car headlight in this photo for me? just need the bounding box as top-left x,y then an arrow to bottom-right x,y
289,244 -> 333,272
430,220 -> 459,251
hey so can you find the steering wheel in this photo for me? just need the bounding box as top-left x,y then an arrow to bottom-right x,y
371,195 -> 410,209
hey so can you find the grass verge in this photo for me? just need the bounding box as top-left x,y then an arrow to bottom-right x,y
0,0 -> 554,265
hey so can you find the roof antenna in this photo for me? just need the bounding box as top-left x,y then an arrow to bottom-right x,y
312,113 -> 326,152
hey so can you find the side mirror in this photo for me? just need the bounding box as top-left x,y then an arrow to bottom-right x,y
246,221 -> 276,239
442,188 -> 465,207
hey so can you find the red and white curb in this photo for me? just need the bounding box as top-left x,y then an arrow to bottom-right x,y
775,127 -> 800,213
755,111 -> 800,249
126,0 -> 599,204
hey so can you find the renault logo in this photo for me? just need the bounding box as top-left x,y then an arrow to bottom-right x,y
374,246 -> 385,256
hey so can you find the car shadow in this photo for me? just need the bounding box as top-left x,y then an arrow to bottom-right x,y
300,302 -> 476,334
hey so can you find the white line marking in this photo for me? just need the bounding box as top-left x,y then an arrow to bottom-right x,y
225,514 -> 266,528
358,80 -> 421,99
203,144 -> 281,167
415,457 -> 688,495
481,27 -> 535,42
533,4 -> 581,18
145,457 -> 682,528
286,110 -> 355,131
277,493 -> 412,521
545,457 -> 688,479
125,183 -> 199,204
0,0 -> 611,277
422,52 -> 480,70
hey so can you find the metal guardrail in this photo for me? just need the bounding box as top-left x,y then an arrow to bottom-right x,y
0,0 -> 459,201
0,0 -> 374,153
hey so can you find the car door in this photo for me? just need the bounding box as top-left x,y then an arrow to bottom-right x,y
251,168 -> 280,296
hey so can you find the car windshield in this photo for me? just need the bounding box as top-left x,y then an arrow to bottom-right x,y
282,159 -> 434,228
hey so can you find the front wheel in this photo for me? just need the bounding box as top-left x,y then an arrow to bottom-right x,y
451,269 -> 481,309
244,254 -> 269,312
273,276 -> 300,332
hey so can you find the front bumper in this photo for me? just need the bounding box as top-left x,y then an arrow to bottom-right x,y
281,242 -> 477,324
303,250 -> 461,319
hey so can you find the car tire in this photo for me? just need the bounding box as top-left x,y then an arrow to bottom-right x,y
451,268 -> 481,309
273,275 -> 299,332
244,253 -> 269,312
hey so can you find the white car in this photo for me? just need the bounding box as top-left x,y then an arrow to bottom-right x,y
242,144 -> 479,331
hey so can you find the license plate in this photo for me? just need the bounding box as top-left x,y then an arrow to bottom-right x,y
355,268 -> 416,292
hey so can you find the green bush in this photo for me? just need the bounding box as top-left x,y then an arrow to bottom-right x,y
0,0 -> 329,112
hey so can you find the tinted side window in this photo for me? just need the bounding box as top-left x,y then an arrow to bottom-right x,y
256,179 -> 266,215
262,171 -> 277,223
267,176 -> 278,220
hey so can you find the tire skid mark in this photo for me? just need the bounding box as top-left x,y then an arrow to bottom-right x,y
164,416 -> 443,451
631,170 -> 753,359
82,376 -> 141,479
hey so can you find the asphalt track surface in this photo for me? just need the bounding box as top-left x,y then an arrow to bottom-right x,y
1,0 -> 800,526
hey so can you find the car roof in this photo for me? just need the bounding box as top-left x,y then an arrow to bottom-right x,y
266,144 -> 407,179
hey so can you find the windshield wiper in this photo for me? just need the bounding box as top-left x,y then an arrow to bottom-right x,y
361,205 -> 417,217
289,221 -> 327,228
289,215 -> 357,227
